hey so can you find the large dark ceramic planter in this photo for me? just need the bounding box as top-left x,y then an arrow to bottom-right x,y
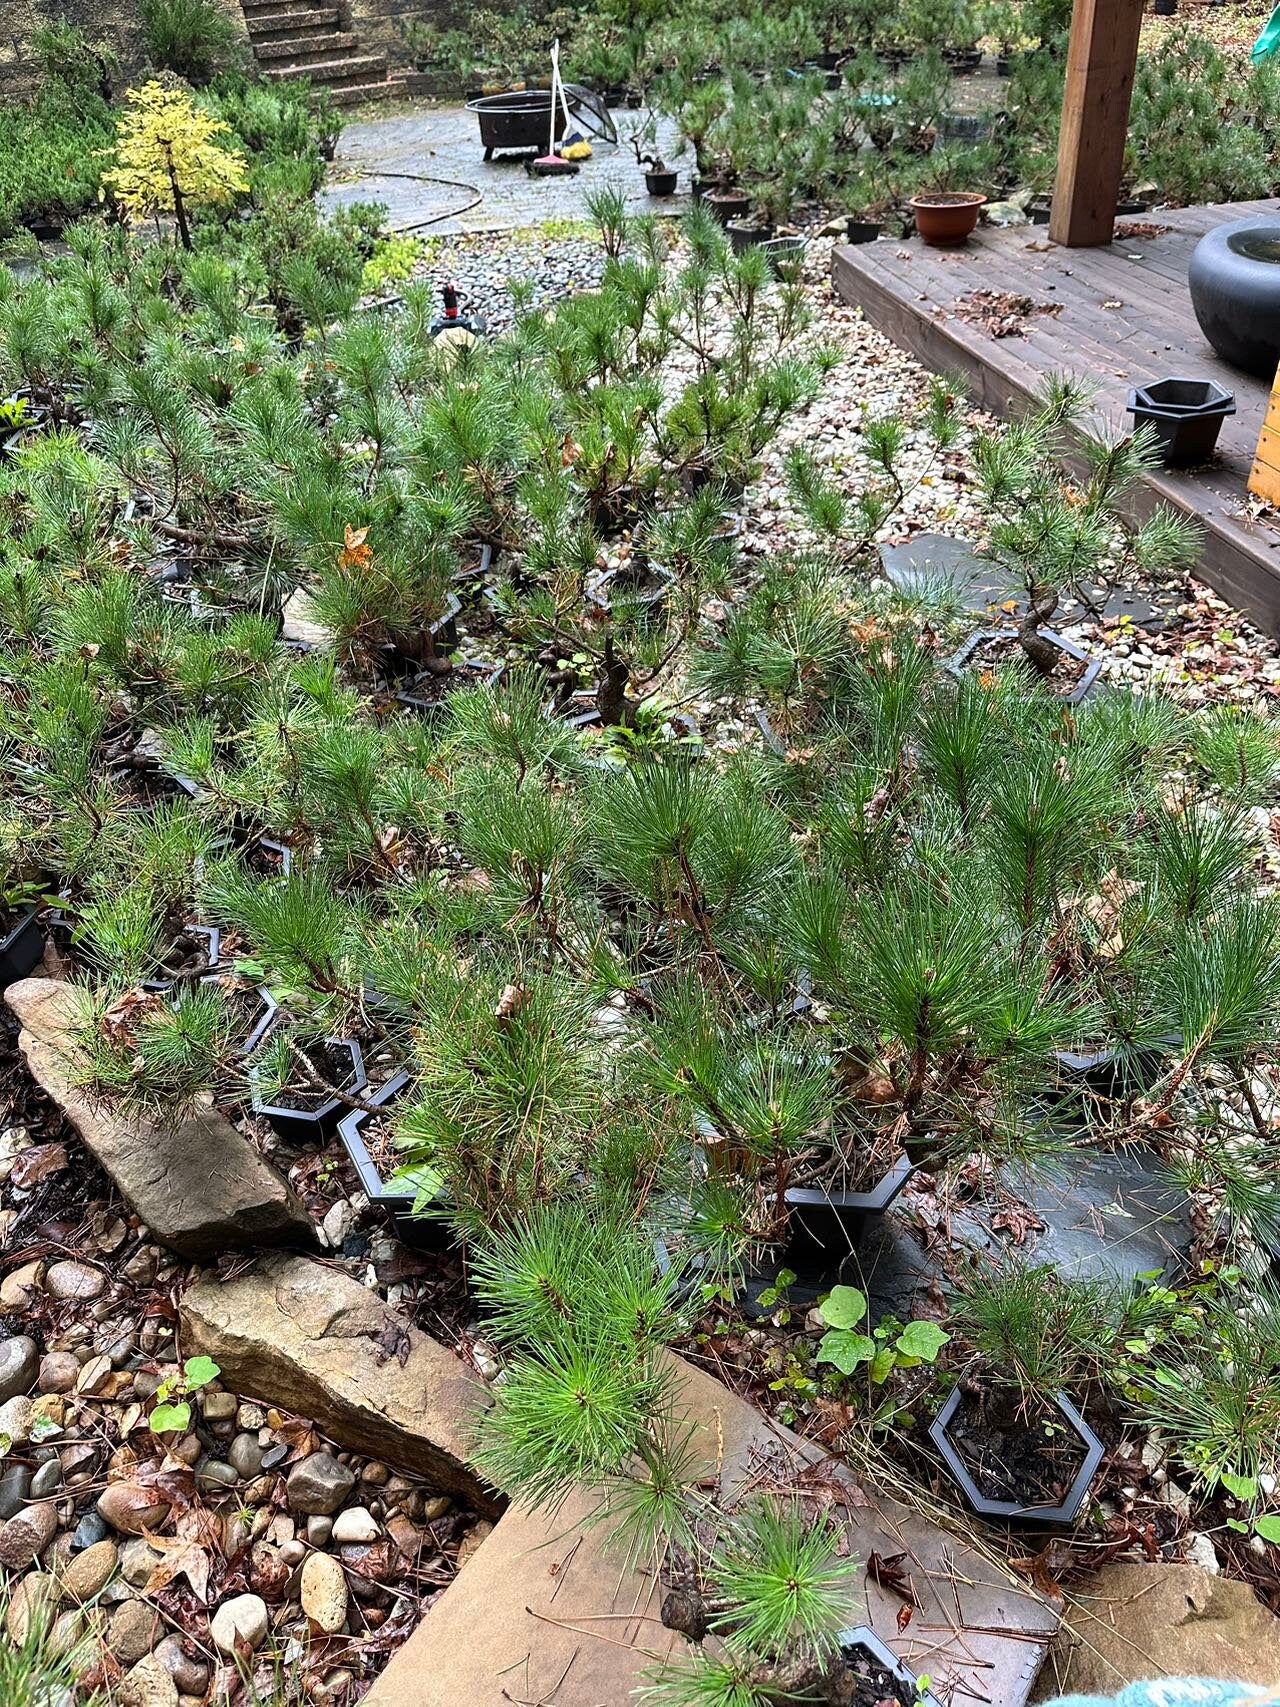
1128,376 -> 1235,466
835,1628 -> 941,1707
1189,221 -> 1280,379
0,908 -> 45,989
336,1070 -> 452,1250
251,1037 -> 367,1144
929,1386 -> 1104,1525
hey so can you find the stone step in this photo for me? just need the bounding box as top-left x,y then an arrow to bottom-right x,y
360,1352 -> 1059,1707
5,979 -> 312,1260
246,5 -> 340,30
324,78 -> 396,106
262,53 -> 388,87
253,31 -> 362,63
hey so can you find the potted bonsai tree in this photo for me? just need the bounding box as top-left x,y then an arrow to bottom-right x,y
959,375 -> 1202,696
929,1265 -> 1114,1525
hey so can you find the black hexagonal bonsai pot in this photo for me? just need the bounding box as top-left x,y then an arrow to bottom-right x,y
251,1037 -> 367,1144
1127,377 -> 1235,468
928,1386 -> 1104,1525
947,626 -> 1102,705
336,1070 -> 453,1251
835,1626 -> 941,1707
740,1155 -> 916,1319
0,907 -> 45,989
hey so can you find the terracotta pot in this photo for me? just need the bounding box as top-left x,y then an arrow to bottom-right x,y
910,191 -> 986,246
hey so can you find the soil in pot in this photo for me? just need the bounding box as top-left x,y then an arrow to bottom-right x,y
910,192 -> 986,247
951,627 -> 1101,703
263,1040 -> 362,1115
844,1651 -> 920,1707
146,925 -> 220,990
942,1386 -> 1090,1510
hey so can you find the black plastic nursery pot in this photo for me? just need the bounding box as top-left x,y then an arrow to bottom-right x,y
946,626 -> 1103,704
835,1627 -> 942,1707
706,189 -> 752,226
1127,376 -> 1235,467
252,1037 -> 368,1144
336,1071 -> 453,1251
727,217 -> 774,255
730,1155 -> 916,1318
928,1385 -> 1104,1526
645,168 -> 678,197
844,218 -> 883,244
0,907 -> 46,989
943,44 -> 983,71
1153,0 -> 1176,14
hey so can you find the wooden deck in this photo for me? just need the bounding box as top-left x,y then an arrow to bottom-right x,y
832,198 -> 1280,636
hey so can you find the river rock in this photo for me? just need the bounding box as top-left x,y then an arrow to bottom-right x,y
286,1452 -> 355,1516
61,1537 -> 119,1601
5,1572 -> 60,1640
38,1352 -> 80,1395
332,1506 -> 379,1545
108,1597 -> 160,1666
154,1634 -> 210,1697
46,1260 -> 106,1302
209,1592 -> 269,1654
118,1652 -> 179,1707
4,979 -> 313,1259
0,1335 -> 37,1403
1030,1562 -> 1280,1698
0,1463 -> 31,1519
0,1500 -> 58,1568
0,1395 -> 33,1445
228,1433 -> 264,1479
97,1482 -> 172,1536
301,1550 -> 348,1634
29,1459 -> 60,1499
119,1536 -> 163,1586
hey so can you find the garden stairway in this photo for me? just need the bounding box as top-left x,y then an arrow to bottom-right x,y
239,0 -> 397,106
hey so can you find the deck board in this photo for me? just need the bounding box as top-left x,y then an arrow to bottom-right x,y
832,200 -> 1280,636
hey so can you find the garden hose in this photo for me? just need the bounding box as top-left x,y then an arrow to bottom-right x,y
333,169 -> 486,234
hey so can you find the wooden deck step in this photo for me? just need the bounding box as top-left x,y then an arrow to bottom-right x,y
831,202 -> 1280,638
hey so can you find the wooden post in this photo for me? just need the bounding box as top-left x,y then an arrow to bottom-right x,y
1049,0 -> 1146,247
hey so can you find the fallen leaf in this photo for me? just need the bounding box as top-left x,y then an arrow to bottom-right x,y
142,1509 -> 221,1600
10,1144 -> 69,1190
867,1550 -> 919,1606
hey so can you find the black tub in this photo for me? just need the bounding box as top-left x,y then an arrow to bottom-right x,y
467,90 -> 580,158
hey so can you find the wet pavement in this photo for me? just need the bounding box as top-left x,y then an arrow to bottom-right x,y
320,100 -> 688,234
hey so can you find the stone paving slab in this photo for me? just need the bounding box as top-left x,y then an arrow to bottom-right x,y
362,1351 -> 1057,1707
180,1252 -> 501,1514
5,978 -> 313,1259
320,101 -> 688,234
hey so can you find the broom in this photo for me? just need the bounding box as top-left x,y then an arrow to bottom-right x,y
529,39 -> 580,176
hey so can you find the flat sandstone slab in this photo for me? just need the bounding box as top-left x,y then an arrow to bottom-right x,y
5,977 -> 311,1259
180,1252 -> 500,1514
362,1353 -> 1057,1707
